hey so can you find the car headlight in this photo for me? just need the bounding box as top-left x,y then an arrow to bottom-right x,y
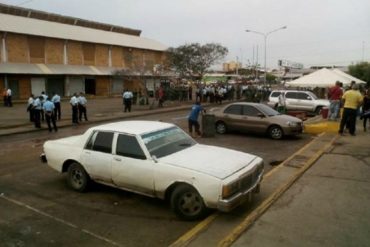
286,121 -> 298,127
222,181 -> 239,199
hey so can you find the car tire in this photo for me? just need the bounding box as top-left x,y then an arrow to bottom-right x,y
170,184 -> 207,221
268,125 -> 284,140
315,106 -> 322,115
215,121 -> 227,134
67,162 -> 90,192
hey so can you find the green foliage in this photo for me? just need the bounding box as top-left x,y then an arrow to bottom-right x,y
266,73 -> 277,83
167,43 -> 228,78
348,62 -> 370,87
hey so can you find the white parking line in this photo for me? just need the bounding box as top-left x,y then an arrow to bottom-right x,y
0,193 -> 122,247
172,116 -> 188,121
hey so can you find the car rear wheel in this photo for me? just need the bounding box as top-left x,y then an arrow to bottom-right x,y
170,184 -> 207,221
67,162 -> 90,192
215,121 -> 227,134
268,125 -> 284,140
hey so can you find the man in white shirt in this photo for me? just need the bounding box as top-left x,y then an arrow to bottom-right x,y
70,93 -> 79,124
51,92 -> 61,120
78,92 -> 88,121
6,88 -> 12,107
122,89 -> 133,112
27,94 -> 34,122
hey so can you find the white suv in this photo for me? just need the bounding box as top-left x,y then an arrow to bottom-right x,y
267,90 -> 330,114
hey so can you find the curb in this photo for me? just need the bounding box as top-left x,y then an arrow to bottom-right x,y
217,133 -> 338,247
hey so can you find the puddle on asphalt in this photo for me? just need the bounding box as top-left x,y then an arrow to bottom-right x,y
270,160 -> 283,166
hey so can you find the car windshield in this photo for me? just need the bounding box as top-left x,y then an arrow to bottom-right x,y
141,126 -> 196,158
258,104 -> 280,116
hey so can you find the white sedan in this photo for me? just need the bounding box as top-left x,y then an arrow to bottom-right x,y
41,121 -> 264,220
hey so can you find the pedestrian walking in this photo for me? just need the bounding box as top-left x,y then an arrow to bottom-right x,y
78,92 -> 88,121
51,92 -> 61,120
2,88 -> 8,106
32,96 -> 42,128
40,91 -> 48,121
27,94 -> 35,122
328,81 -> 343,120
338,84 -> 363,136
43,97 -> 58,132
277,93 -> 287,113
70,93 -> 79,124
158,86 -> 164,107
188,101 -> 206,138
123,89 -> 133,112
361,89 -> 370,132
6,88 -> 12,107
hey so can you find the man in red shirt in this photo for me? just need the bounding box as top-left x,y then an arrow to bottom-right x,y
328,81 -> 343,120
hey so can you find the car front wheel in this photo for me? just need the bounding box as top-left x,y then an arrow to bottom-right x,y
268,125 -> 284,140
215,121 -> 227,134
170,184 -> 207,221
67,162 -> 90,192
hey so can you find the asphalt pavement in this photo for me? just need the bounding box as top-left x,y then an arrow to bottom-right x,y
1,98 -> 369,247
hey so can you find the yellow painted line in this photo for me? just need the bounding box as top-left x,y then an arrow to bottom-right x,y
169,213 -> 219,247
218,134 -> 338,247
170,132 -> 328,247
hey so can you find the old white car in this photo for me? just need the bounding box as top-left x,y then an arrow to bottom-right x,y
41,121 -> 264,220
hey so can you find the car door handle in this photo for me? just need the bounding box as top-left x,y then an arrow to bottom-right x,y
114,157 -> 122,161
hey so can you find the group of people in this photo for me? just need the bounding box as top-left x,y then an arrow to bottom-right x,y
69,92 -> 88,125
2,88 -> 12,107
27,91 -> 61,132
26,91 -> 88,132
328,81 -> 370,136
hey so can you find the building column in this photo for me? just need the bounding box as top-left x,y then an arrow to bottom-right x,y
1,32 -> 7,63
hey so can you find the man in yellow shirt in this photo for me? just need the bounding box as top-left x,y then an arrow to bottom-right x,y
338,84 -> 363,136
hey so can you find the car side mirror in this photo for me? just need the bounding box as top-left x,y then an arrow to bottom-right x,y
307,96 -> 312,100
257,113 -> 265,118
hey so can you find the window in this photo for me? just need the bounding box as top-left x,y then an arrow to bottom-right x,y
297,92 -> 311,100
85,131 -> 114,154
224,105 -> 242,115
285,92 -> 297,99
116,134 -> 146,159
270,92 -> 281,97
243,105 -> 261,117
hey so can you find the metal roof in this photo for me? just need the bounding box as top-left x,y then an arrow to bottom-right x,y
0,13 -> 167,51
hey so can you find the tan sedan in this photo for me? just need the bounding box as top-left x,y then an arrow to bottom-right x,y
211,102 -> 303,139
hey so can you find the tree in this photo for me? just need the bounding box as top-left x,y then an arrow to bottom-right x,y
167,43 -> 228,79
348,62 -> 370,87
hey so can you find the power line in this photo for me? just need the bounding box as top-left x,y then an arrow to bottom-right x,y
16,0 -> 36,6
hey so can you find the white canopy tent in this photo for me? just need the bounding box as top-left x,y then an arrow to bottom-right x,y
285,68 -> 366,88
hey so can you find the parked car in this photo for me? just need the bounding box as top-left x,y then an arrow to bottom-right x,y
41,121 -> 264,220
267,90 -> 330,114
211,102 -> 303,139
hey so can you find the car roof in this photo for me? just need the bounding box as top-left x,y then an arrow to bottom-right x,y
90,120 -> 175,135
225,102 -> 263,107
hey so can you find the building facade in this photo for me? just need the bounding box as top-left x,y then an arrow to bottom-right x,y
0,4 -> 169,100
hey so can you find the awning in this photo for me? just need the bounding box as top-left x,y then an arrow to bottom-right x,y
0,62 -> 176,77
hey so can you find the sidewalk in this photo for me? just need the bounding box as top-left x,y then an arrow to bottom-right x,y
228,122 -> 370,247
0,97 -> 195,136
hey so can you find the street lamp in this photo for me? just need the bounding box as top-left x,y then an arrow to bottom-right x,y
245,26 -> 287,84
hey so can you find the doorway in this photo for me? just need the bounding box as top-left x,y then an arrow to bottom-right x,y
85,78 -> 96,95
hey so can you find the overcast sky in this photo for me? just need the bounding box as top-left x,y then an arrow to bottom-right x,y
1,0 -> 370,69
